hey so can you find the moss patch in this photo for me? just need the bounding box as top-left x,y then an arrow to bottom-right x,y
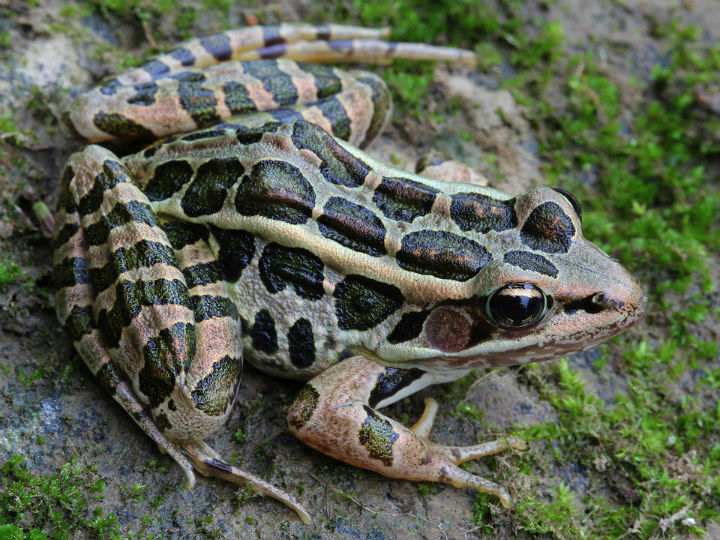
0,455 -> 126,540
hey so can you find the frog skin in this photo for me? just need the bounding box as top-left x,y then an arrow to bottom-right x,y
53,23 -> 646,524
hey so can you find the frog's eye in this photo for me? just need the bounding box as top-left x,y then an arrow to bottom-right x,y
486,283 -> 548,330
552,188 -> 582,222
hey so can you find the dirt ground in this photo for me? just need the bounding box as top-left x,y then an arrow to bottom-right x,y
1,1 -> 719,539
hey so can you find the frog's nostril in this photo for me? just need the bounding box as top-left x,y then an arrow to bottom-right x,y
563,293 -> 607,314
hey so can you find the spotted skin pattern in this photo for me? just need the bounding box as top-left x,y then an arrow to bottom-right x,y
55,24 -> 646,524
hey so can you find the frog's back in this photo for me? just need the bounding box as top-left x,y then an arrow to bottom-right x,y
122,119 -> 643,380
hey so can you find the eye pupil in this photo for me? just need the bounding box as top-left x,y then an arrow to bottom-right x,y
487,283 -> 548,330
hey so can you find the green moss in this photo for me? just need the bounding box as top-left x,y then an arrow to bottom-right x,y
0,455 -> 126,540
86,0 -> 232,31
516,483 -> 583,536
474,43 -> 503,71
194,514 -> 221,537
0,115 -> 18,135
416,483 -> 436,496
173,6 -> 196,33
16,367 -> 45,386
516,345 -> 719,538
0,257 -> 29,291
235,483 -> 254,506
382,65 -> 434,119
59,3 -> 79,18
338,0 -> 501,45
471,493 -> 495,536
510,20 -> 565,69
454,403 -> 484,422
234,427 -> 247,444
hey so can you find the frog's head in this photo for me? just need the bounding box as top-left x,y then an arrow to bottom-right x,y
377,186 -> 646,370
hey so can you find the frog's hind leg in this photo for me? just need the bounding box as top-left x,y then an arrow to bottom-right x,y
108,25 -> 392,86
67,24 -> 474,143
55,145 -> 308,521
181,440 -> 311,524
236,34 -> 476,66
69,54 -> 393,145
212,68 -> 391,148
288,356 -> 525,508
54,145 -> 199,486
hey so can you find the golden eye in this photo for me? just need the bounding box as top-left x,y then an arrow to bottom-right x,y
486,283 -> 548,330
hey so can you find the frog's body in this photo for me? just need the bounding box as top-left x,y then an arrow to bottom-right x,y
54,24 -> 645,524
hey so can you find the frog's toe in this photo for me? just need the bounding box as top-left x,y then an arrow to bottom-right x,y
182,440 -> 311,525
436,462 -> 513,508
432,436 -> 527,464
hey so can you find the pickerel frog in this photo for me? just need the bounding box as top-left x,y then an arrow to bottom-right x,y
54,24 -> 645,524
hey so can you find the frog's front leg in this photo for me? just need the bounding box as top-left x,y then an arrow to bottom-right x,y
287,356 -> 525,506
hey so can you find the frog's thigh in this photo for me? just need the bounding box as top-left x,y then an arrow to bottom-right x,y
213,62 -> 391,148
226,69 -> 392,148
55,145 -> 243,475
55,146 -> 202,485
287,356 -> 525,507
289,70 -> 391,148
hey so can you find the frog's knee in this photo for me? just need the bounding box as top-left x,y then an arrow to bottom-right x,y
287,383 -> 322,434
349,71 -> 391,148
152,384 -> 238,442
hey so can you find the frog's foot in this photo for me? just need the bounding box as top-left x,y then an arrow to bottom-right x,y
427,437 -> 527,507
113,24 -> 476,87
112,381 -> 198,489
415,153 -> 489,186
182,440 -> 311,525
411,399 -> 526,506
410,397 -> 527,460
287,356 -> 525,508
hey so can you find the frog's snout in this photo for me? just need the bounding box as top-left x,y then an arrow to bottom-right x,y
589,263 -> 646,336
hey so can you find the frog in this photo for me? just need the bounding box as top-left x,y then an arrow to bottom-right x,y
53,23 -> 646,524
